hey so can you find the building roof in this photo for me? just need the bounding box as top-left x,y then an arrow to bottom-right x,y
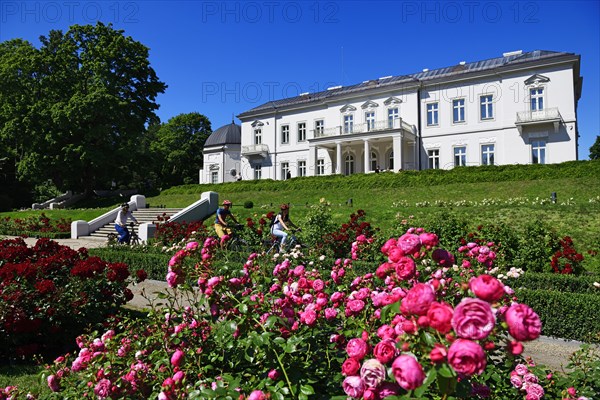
238,50 -> 578,118
204,122 -> 241,147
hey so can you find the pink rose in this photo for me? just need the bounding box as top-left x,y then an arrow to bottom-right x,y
429,343 -> 447,363
248,390 -> 267,400
510,374 -> 523,388
515,364 -> 529,375
94,378 -> 111,399
419,232 -> 439,248
394,256 -> 416,280
381,238 -> 397,254
397,233 -> 421,254
427,301 -> 454,334
324,307 -> 338,320
268,369 -> 280,380
505,303 -> 542,341
401,283 -> 435,316
524,383 -> 544,400
469,274 -> 505,303
186,241 -> 199,250
346,338 -> 369,360
342,376 -> 365,398
360,359 -> 386,388
391,355 -> 425,390
170,349 -> 184,367
376,382 -> 401,398
448,339 -> 487,376
312,279 -> 325,292
452,298 -> 496,340
341,357 -> 361,376
47,375 -> 60,392
347,299 -> 366,314
373,339 -> 397,364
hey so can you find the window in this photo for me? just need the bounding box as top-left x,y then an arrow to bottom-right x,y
316,159 -> 325,175
388,108 -> 399,128
427,103 -> 439,126
254,128 -> 262,145
281,162 -> 290,179
298,160 -> 306,177
344,154 -> 354,175
530,88 -> 544,111
297,122 -> 306,142
211,171 -> 219,184
428,149 -> 440,169
365,111 -> 375,131
454,146 -> 466,167
281,125 -> 289,144
315,120 -> 324,136
344,114 -> 354,133
370,151 -> 378,171
453,99 -> 465,123
481,144 -> 495,165
480,95 -> 494,120
388,151 -> 394,170
254,165 -> 262,180
532,140 -> 546,164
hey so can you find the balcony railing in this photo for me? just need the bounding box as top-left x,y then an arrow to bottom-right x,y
515,107 -> 562,134
311,118 -> 407,139
516,107 -> 562,123
241,144 -> 269,158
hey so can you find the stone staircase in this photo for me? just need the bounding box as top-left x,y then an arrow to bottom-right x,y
89,208 -> 182,239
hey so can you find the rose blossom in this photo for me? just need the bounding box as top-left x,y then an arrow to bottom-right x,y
346,338 -> 369,360
427,302 -> 454,334
377,382 -> 401,398
397,233 -> 421,254
170,349 -> 184,367
447,339 -> 487,376
341,358 -> 361,376
347,299 -> 366,314
94,379 -> 111,399
429,344 -> 447,364
524,383 -> 544,400
391,355 -> 426,390
248,390 -> 267,400
452,298 -> 496,340
394,256 -> 416,280
360,359 -> 387,388
419,232 -> 439,248
268,369 -> 280,380
47,375 -> 60,392
515,364 -> 529,375
510,374 -> 523,388
400,283 -> 435,316
469,274 -> 505,303
505,303 -> 542,341
373,339 -> 397,364
343,375 -> 365,398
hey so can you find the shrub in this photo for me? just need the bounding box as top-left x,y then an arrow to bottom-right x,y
244,200 -> 254,209
0,237 -> 147,362
0,213 -> 72,237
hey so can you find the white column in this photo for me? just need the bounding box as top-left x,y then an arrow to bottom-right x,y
308,145 -> 318,176
363,139 -> 370,173
336,141 -> 342,174
393,134 -> 403,171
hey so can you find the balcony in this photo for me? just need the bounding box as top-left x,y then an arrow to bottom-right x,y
241,144 -> 269,159
311,118 -> 410,139
515,107 -> 562,134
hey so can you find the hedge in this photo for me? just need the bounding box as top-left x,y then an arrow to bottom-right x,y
516,288 -> 600,342
508,272 -> 600,295
88,248 -> 171,280
0,231 -> 71,239
161,160 -> 600,195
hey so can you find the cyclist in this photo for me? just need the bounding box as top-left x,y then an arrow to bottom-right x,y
270,203 -> 300,253
214,199 -> 240,248
114,203 -> 139,244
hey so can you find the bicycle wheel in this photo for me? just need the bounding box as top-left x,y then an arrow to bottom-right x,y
130,235 -> 140,246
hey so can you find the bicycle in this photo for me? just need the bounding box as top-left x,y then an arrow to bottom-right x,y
265,229 -> 303,255
223,224 -> 250,252
107,222 -> 140,246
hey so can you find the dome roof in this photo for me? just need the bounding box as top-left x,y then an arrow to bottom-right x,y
204,122 -> 241,147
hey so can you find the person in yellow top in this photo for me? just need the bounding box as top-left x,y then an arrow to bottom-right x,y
214,200 -> 239,247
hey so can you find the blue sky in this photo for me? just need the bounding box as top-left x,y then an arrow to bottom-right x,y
2,0 -> 599,158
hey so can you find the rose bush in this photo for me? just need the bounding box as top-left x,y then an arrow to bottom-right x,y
0,237 -> 146,361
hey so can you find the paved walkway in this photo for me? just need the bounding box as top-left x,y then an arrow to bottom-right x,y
4,235 -> 591,371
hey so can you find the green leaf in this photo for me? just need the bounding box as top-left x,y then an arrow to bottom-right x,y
300,384 -> 315,395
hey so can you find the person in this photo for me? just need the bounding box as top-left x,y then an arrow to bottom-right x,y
114,203 -> 138,244
286,171 -> 292,180
271,203 -> 300,252
214,199 -> 239,248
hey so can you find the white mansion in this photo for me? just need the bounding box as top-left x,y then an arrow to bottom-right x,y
199,50 -> 582,183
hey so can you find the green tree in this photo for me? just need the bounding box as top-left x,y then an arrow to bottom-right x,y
150,112 -> 212,186
590,135 -> 600,160
0,23 -> 166,200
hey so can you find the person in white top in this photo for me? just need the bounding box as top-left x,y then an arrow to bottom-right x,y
114,203 -> 138,244
270,203 -> 299,252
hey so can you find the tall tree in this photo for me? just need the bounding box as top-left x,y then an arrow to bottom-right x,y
0,22 -> 166,198
590,135 -> 600,160
150,112 -> 212,187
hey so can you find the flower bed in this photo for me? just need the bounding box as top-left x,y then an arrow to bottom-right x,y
11,229 -> 592,399
0,214 -> 71,238
0,237 -> 146,361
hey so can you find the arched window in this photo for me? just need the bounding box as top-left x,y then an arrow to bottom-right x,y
370,151 -> 378,171
345,154 -> 355,175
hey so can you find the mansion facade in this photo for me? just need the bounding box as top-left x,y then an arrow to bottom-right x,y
200,50 -> 582,183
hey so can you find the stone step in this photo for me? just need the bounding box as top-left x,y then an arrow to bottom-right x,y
89,208 -> 183,237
